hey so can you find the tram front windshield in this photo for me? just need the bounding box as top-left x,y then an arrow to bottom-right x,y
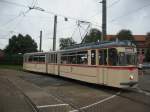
118,52 -> 137,66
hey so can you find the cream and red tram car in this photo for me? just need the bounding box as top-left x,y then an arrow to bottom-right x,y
23,41 -> 138,88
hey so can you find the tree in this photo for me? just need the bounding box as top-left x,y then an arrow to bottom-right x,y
4,34 -> 38,54
116,29 -> 134,41
59,38 -> 76,50
81,28 -> 101,44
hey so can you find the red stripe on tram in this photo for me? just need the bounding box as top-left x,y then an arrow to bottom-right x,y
25,62 -> 137,71
103,66 -> 137,71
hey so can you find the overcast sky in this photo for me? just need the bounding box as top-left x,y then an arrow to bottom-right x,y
0,0 -> 150,51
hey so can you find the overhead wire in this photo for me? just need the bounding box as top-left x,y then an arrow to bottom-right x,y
70,25 -> 79,39
0,38 -> 9,39
1,13 -> 23,27
0,8 -> 33,41
78,26 -> 82,40
0,0 -> 34,28
0,33 -> 10,40
1,7 -> 34,28
11,14 -> 25,31
31,0 -> 36,7
0,0 -> 39,29
84,0 -> 121,24
109,1 -> 150,22
0,0 -> 101,29
0,0 -> 28,8
41,8 -> 101,28
44,24 -> 77,38
24,0 -> 30,5
108,0 -> 121,8
1,0 -> 100,45
33,0 -> 38,7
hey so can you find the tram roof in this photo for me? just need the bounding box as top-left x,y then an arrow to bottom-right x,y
60,40 -> 136,52
24,40 -> 136,55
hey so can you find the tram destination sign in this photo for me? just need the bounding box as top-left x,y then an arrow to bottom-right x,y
125,48 -> 134,53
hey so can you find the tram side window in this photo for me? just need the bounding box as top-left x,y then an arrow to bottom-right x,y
25,56 -> 29,62
49,54 -> 57,63
126,54 -> 137,65
61,55 -> 67,64
118,52 -> 126,66
108,48 -> 118,66
51,54 -> 53,63
91,50 -> 96,65
33,55 -> 38,62
24,56 -> 28,62
76,51 -> 88,64
55,54 -> 57,63
68,53 -> 76,64
38,55 -> 45,62
49,54 -> 51,63
61,51 -> 88,65
52,54 -> 55,63
29,55 -> 33,62
118,53 -> 137,66
99,49 -> 107,65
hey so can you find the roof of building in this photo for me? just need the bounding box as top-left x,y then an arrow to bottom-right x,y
133,35 -> 146,41
106,35 -> 146,41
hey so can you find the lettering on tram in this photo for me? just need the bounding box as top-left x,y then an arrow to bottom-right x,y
23,41 -> 138,88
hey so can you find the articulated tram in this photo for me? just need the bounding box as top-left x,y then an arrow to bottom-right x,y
23,41 -> 138,88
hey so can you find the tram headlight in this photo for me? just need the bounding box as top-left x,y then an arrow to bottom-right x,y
129,74 -> 134,80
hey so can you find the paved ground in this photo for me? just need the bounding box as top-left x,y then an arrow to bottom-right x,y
0,77 -> 37,112
0,68 -> 150,112
139,69 -> 150,92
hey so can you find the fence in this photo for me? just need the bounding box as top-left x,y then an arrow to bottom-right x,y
0,54 -> 23,65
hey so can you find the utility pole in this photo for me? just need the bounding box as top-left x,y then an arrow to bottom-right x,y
53,15 -> 57,51
101,0 -> 107,41
39,30 -> 42,52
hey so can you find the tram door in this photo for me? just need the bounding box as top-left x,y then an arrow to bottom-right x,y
99,49 -> 108,85
57,53 -> 61,76
48,54 -> 55,74
45,54 -> 48,73
53,53 -> 58,75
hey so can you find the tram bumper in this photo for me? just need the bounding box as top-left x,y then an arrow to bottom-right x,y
120,81 -> 138,87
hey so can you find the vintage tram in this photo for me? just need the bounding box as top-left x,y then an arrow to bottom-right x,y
23,41 -> 138,88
